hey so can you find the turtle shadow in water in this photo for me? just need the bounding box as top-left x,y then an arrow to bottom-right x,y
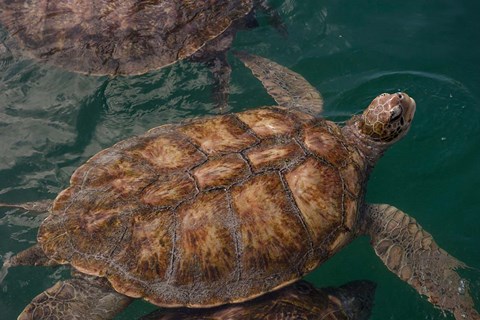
139,280 -> 377,320
45,81 -> 109,160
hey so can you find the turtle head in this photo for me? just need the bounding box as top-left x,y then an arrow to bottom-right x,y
345,92 -> 416,167
357,92 -> 416,144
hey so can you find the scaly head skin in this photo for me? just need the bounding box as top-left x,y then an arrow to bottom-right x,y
344,92 -> 416,167
359,92 -> 416,143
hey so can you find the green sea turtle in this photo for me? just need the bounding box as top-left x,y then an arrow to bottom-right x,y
1,53 -> 478,320
0,0 -> 285,108
140,280 -> 376,320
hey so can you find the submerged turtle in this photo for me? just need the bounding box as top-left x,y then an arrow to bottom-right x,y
0,0 -> 285,108
141,280 -> 376,320
1,53 -> 479,320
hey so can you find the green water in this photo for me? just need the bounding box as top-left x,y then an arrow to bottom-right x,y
1,1 -> 479,319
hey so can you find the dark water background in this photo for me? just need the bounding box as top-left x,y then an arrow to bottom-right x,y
1,0 -> 479,319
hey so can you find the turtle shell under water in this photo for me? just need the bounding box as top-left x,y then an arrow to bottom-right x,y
39,106 -> 366,307
0,0 -> 254,75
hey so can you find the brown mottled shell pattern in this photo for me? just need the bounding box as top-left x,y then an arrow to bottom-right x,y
0,0 -> 253,75
38,106 -> 366,307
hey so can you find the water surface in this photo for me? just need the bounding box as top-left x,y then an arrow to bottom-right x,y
1,1 -> 479,319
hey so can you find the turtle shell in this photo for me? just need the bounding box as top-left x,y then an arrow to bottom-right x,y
0,0 -> 253,75
140,280 -> 376,320
38,106 -> 367,307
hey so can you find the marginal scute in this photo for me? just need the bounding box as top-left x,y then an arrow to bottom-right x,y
69,149 -> 121,185
51,186 -> 78,214
236,107 -> 297,138
179,115 -> 257,155
193,154 -> 250,190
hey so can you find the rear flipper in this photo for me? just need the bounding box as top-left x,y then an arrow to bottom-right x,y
18,273 -> 132,320
5,244 -> 57,267
363,204 -> 479,320
0,200 -> 54,282
0,199 -> 52,213
1,244 -> 59,283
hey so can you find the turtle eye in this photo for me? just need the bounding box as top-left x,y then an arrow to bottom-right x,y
295,281 -> 314,295
390,105 -> 402,122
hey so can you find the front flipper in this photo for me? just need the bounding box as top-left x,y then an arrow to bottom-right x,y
190,31 -> 234,112
18,274 -> 132,320
235,52 -> 323,115
363,204 -> 479,320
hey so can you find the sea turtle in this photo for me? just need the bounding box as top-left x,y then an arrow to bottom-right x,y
140,280 -> 376,320
1,52 -> 479,320
0,0 -> 285,108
